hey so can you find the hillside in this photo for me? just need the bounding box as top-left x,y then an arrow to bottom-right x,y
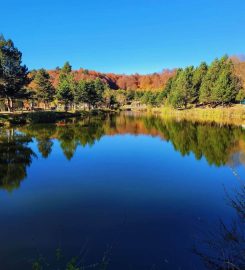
46,58 -> 245,92
47,68 -> 175,91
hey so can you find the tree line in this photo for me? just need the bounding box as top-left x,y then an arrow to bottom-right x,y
1,35 -> 245,112
163,56 -> 244,108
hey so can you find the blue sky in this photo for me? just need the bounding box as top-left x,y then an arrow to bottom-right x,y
1,0 -> 245,74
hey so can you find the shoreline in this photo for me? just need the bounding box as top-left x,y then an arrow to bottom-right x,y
126,104 -> 245,126
0,109 -> 112,127
1,105 -> 245,127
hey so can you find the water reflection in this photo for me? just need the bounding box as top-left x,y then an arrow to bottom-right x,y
0,129 -> 36,191
1,113 -> 245,191
0,113 -> 244,269
22,113 -> 245,167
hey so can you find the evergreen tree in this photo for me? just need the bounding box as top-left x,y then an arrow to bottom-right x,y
75,79 -> 106,109
33,69 -> 55,108
211,59 -> 242,105
56,62 -> 75,110
199,56 -> 228,104
62,61 -> 72,73
199,58 -> 220,104
162,76 -> 174,99
168,67 -> 194,108
0,35 -> 30,111
75,80 -> 96,109
155,90 -> 165,106
93,78 -> 106,105
192,62 -> 208,103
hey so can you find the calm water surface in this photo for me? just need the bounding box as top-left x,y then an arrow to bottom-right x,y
0,112 -> 244,269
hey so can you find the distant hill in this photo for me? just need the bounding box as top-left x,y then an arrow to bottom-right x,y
37,57 -> 245,92
47,68 -> 175,91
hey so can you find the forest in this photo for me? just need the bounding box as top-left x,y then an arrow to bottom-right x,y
1,35 -> 245,112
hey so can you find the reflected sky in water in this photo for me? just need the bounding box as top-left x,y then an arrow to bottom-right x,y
0,113 -> 244,269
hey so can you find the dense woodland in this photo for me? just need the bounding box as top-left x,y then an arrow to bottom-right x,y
1,35 -> 245,112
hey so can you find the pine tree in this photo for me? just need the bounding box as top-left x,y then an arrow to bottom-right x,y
0,35 -> 30,111
212,59 -> 242,105
93,78 -> 106,105
168,67 -> 194,108
33,69 -> 55,108
56,62 -> 75,110
192,62 -> 208,103
75,80 -> 96,109
199,58 -> 222,104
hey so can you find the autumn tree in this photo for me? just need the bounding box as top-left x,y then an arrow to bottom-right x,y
0,35 -> 30,111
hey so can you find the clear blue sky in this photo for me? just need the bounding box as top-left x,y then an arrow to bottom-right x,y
1,0 -> 245,74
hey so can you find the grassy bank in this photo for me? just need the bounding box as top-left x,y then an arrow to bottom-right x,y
1,106 -> 245,127
0,110 -> 92,126
153,104 -> 245,126
125,104 -> 245,125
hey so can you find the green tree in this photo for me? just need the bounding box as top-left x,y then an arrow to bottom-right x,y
155,90 -> 165,106
56,62 -> 75,111
75,80 -> 95,109
141,91 -> 151,105
236,89 -> 245,102
33,69 -> 55,109
168,67 -> 195,108
93,78 -> 106,105
103,89 -> 117,108
75,79 -> 106,109
0,35 -> 30,111
62,61 -> 72,73
199,56 -> 227,105
163,77 -> 173,98
211,59 -> 242,105
114,90 -> 127,106
192,62 -> 208,103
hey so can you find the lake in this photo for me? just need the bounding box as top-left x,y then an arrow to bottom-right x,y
0,112 -> 244,270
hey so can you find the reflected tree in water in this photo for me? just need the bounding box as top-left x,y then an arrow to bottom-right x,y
140,115 -> 244,167
56,118 -> 105,160
0,129 -> 36,191
16,113 -> 245,166
57,125 -> 79,160
21,124 -> 56,158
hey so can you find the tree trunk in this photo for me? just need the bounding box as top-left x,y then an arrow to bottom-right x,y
7,98 -> 13,112
65,103 -> 68,112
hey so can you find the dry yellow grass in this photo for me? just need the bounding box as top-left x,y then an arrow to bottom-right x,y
151,105 -> 245,126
